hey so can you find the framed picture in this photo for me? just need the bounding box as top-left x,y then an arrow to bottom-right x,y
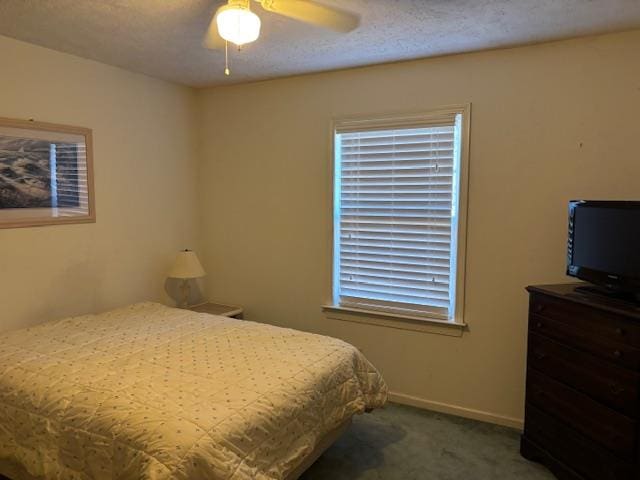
0,117 -> 95,229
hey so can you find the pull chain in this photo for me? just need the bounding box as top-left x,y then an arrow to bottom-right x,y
224,40 -> 230,76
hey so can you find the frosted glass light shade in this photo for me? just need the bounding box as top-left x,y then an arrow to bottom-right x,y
168,250 -> 206,279
216,4 -> 261,46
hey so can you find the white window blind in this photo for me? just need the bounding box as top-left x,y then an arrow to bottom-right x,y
333,113 -> 464,321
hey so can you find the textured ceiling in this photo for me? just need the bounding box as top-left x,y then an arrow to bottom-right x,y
0,0 -> 639,87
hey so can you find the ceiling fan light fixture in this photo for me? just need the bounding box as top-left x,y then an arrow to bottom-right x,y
216,1 -> 261,47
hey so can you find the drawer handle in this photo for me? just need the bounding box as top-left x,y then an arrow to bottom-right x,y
534,304 -> 545,313
534,321 -> 543,329
610,383 -> 626,396
615,327 -> 625,336
613,350 -> 623,359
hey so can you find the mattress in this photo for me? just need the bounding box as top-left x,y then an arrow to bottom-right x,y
0,303 -> 387,479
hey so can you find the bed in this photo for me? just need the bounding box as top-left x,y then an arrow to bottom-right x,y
0,303 -> 387,479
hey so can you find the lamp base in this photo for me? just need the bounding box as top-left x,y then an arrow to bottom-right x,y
177,278 -> 192,309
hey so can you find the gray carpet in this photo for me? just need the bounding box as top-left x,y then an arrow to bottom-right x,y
301,403 -> 554,480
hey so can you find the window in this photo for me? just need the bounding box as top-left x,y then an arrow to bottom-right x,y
331,106 -> 469,324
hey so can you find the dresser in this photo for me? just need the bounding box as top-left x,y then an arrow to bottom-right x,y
522,284 -> 640,480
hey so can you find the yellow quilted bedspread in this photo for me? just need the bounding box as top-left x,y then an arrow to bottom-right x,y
0,303 -> 387,479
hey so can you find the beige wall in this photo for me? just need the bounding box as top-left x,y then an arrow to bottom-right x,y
197,30 -> 640,425
2,28 -> 639,427
0,36 -> 200,331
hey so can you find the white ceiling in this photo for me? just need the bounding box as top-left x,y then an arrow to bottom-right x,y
0,0 -> 639,87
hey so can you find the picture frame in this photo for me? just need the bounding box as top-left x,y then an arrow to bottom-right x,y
0,117 -> 95,229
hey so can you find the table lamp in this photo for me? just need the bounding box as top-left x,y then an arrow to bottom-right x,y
168,249 -> 206,308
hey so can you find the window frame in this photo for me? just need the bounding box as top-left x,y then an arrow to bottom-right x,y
326,105 -> 471,327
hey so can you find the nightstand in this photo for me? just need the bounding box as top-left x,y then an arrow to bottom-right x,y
189,302 -> 244,319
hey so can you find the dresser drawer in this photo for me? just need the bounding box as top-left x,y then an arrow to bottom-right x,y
526,369 -> 636,457
530,293 -> 640,347
524,404 -> 634,480
528,332 -> 640,417
530,313 -> 640,370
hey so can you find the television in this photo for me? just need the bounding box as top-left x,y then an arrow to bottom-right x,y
567,200 -> 640,300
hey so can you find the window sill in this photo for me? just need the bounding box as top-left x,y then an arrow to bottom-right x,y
321,305 -> 467,337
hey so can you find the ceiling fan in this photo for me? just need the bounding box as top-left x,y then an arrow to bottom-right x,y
203,0 -> 360,74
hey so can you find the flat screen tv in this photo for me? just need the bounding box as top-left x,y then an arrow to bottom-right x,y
567,200 -> 640,299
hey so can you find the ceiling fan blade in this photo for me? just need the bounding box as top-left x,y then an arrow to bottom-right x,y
202,14 -> 226,50
259,0 -> 360,33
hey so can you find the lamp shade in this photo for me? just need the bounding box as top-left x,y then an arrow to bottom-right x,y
216,3 -> 261,46
168,250 -> 206,279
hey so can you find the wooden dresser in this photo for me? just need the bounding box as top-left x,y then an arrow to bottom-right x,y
522,284 -> 640,480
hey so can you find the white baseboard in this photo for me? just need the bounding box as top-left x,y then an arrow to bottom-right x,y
388,391 -> 524,430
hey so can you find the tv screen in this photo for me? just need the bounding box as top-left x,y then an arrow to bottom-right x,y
567,201 -> 640,294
